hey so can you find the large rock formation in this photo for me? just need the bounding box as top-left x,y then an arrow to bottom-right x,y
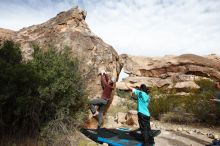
118,54 -> 220,90
0,28 -> 15,44
0,7 -> 122,128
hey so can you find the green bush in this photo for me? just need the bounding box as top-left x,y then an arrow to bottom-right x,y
31,46 -> 89,144
0,41 -> 41,136
0,41 -> 22,64
149,79 -> 219,124
149,86 -> 172,119
116,89 -> 137,111
116,89 -> 131,99
149,93 -> 185,119
0,41 -> 88,144
184,79 -> 218,123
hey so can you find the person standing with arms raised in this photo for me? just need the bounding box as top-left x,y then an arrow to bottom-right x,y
125,83 -> 155,146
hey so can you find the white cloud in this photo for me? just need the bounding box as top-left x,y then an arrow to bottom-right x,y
83,0 -> 220,56
0,0 -> 75,30
0,0 -> 219,56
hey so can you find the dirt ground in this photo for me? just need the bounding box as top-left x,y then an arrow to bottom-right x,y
155,130 -> 211,146
153,121 -> 219,146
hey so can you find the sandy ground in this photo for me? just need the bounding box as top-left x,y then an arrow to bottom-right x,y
155,130 -> 212,146
153,121 -> 219,146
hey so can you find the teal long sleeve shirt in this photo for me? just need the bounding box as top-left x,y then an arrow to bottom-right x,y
132,89 -> 150,116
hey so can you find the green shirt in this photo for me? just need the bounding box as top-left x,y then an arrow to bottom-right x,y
132,89 -> 150,116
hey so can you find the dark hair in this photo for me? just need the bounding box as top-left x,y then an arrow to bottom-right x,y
140,84 -> 150,94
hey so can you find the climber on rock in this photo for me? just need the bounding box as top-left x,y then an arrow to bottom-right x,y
89,70 -> 116,129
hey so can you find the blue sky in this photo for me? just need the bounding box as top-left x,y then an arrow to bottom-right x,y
0,0 -> 219,56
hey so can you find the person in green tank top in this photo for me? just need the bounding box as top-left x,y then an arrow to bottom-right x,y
126,83 -> 155,146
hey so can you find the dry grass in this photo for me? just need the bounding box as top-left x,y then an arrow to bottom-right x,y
0,137 -> 45,146
160,112 -> 197,124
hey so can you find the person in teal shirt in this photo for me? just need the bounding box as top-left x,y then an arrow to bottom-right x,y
126,83 -> 154,146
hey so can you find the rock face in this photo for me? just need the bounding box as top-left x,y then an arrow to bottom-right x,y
119,54 -> 220,90
0,28 -> 15,44
0,7 -> 122,128
1,7 -> 122,96
111,95 -> 125,106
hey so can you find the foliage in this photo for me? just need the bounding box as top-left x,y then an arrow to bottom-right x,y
160,112 -> 196,123
149,79 -> 219,124
149,90 -> 185,119
31,46 -> 89,144
0,41 -> 88,145
116,89 -> 137,111
0,41 -> 22,64
184,79 -> 218,123
0,41 -> 41,136
116,89 -> 131,99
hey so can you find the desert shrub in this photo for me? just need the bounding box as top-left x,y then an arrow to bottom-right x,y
149,79 -> 219,124
115,89 -> 137,112
116,89 -> 131,99
150,86 -> 172,119
0,40 -> 22,64
0,41 -> 41,136
184,79 -> 218,123
160,112 -> 196,123
150,86 -> 169,97
121,98 -> 137,111
30,46 -> 89,144
149,93 -> 185,119
0,41 -> 88,145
